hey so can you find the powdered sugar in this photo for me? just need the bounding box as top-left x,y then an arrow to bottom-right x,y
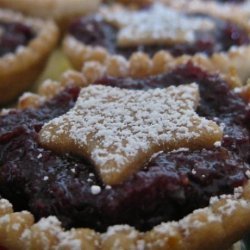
35,216 -> 61,231
246,170 -> 250,178
40,84 -> 221,185
0,199 -> 12,211
101,3 -> 215,47
91,185 -> 102,195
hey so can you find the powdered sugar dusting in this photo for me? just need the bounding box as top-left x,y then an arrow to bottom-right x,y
58,231 -> 82,250
91,185 -> 102,195
154,221 -> 179,235
39,84 -> 221,185
104,225 -> 135,238
0,214 -> 10,224
218,199 -> 248,216
0,199 -> 12,212
246,170 -> 250,178
101,3 -> 215,47
179,208 -> 222,236
35,216 -> 61,232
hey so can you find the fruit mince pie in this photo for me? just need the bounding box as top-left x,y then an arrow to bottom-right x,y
0,9 -> 59,105
196,0 -> 250,35
63,3 -> 250,83
0,0 -> 101,31
164,0 -> 250,41
206,0 -> 248,3
164,0 -> 249,6
1,52 -> 250,249
189,0 -> 249,4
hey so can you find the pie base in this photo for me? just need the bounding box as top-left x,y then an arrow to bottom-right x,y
0,9 -> 59,105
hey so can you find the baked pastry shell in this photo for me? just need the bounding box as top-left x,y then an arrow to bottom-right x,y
0,9 -> 59,105
1,54 -> 249,249
63,3 -> 250,83
162,0 -> 250,21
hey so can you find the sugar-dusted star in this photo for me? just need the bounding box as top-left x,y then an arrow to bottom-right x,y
100,3 -> 215,47
39,84 -> 222,185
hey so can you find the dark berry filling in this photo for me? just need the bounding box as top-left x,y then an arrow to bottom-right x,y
0,63 -> 250,232
68,12 -> 250,58
0,21 -> 35,57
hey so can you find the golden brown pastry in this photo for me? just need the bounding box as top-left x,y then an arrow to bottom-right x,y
162,0 -> 250,36
0,0 -> 101,30
0,9 -> 59,105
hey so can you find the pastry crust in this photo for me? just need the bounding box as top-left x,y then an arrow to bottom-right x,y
29,51 -> 243,107
63,3 -> 250,83
0,0 -> 101,30
1,53 -> 246,249
166,0 -> 250,25
0,184 -> 249,249
0,9 -> 59,105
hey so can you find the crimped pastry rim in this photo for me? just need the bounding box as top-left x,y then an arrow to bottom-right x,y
0,8 -> 59,75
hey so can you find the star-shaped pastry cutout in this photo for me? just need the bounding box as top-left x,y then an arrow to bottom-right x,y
39,84 -> 222,185
100,3 -> 215,47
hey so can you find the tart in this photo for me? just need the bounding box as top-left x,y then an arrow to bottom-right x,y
163,0 -> 249,5
0,9 -> 59,105
189,0 -> 250,31
207,0 -> 248,3
0,0 -> 101,30
63,3 -> 250,83
162,0 -> 250,32
0,52 -> 250,249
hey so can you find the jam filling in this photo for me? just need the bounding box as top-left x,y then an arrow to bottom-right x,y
69,13 -> 250,58
0,63 -> 250,232
0,21 -> 35,57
